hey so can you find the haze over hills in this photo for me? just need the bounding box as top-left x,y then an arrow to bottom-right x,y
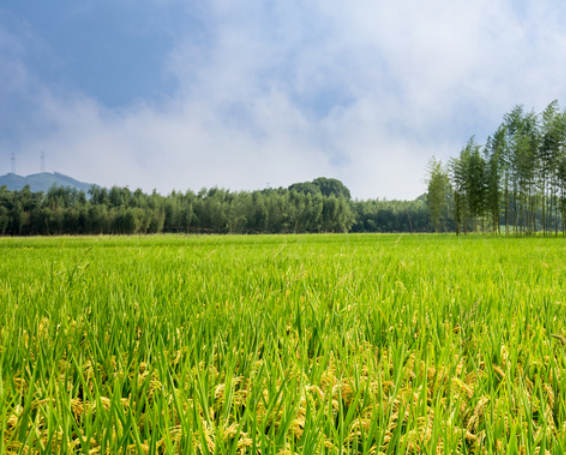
0,172 -> 96,193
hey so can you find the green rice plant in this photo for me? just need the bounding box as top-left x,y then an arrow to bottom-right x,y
0,234 -> 566,453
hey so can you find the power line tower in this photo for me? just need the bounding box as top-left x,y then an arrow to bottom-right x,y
11,153 -> 15,174
41,151 -> 45,173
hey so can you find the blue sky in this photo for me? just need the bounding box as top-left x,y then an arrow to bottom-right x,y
2,0 -> 566,199
1,1 -> 195,105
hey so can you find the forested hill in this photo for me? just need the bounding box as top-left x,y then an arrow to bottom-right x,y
0,177 -> 430,235
0,172 -> 94,193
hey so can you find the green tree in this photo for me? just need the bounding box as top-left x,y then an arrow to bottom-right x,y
425,157 -> 450,233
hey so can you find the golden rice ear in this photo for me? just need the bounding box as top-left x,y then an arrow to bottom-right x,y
551,334 -> 566,345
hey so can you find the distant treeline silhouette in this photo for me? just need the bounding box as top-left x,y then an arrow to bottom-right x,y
0,177 -> 431,235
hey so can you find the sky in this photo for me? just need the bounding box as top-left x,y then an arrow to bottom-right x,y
2,1 -> 566,200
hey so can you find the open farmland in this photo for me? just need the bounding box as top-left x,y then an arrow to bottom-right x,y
1,234 -> 566,454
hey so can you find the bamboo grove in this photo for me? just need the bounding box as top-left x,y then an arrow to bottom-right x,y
427,101 -> 566,235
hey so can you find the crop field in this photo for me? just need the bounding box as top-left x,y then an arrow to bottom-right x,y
1,234 -> 566,454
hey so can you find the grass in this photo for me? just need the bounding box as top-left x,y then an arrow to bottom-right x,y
1,233 -> 566,454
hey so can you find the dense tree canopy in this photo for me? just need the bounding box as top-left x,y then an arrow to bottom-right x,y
0,177 -> 433,236
288,177 -> 351,199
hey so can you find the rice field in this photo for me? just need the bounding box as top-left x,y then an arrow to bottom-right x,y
1,233 -> 566,454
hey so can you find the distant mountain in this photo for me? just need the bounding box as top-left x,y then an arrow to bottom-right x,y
0,172 -> 96,193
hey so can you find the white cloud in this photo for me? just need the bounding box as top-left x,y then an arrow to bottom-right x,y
4,0 -> 566,199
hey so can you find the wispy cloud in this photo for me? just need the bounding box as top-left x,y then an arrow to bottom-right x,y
2,0 -> 566,198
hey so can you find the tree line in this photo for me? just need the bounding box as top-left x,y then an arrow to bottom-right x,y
0,177 -> 433,236
427,101 -> 566,235
8,102 -> 565,237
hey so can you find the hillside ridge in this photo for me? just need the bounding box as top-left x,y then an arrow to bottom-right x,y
0,172 -> 96,193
